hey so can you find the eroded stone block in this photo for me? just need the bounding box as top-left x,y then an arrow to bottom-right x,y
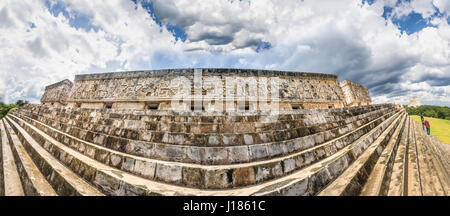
233,167 -> 255,186
204,169 -> 231,189
155,164 -> 182,184
133,160 -> 156,179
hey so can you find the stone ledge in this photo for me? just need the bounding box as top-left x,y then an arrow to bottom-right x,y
30,103 -> 392,118
4,117 -> 103,196
8,109 -> 398,189
44,79 -> 73,90
74,68 -> 338,81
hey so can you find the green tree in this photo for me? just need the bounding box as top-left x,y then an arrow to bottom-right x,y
15,100 -> 29,107
424,109 -> 438,118
405,105 -> 450,120
0,104 -> 18,119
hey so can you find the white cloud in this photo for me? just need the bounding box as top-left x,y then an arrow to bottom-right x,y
433,0 -> 450,14
0,0 -> 181,103
0,0 -> 449,106
0,7 -> 15,28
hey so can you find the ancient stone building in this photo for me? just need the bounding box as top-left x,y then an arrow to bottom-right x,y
40,69 -> 371,111
408,96 -> 423,107
339,80 -> 371,106
40,79 -> 73,107
0,69 -> 448,196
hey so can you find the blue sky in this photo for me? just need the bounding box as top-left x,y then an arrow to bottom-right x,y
0,0 -> 449,106
46,0 -> 450,45
368,0 -> 444,35
44,0 -> 100,32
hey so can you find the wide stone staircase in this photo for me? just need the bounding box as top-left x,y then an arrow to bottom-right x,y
0,103 -> 448,196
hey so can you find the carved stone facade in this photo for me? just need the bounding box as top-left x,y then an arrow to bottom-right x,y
40,79 -> 73,106
339,80 -> 371,107
41,69 -> 371,111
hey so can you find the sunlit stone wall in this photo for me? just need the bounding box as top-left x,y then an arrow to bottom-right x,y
64,69 -> 346,111
41,69 -> 372,111
40,79 -> 73,106
339,80 -> 371,106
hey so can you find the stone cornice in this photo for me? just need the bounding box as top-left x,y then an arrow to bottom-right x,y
74,68 -> 338,81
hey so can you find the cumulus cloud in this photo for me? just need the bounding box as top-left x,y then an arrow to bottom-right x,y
0,0 -> 448,106
0,7 -> 15,28
0,0 -> 181,103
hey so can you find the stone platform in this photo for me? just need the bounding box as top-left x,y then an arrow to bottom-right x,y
0,103 -> 448,196
0,69 -> 447,196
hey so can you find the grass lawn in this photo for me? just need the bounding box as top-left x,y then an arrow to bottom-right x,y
411,115 -> 450,144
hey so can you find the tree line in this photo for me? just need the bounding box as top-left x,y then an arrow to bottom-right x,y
0,100 -> 29,119
405,105 -> 450,120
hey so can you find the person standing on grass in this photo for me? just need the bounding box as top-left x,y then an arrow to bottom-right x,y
420,114 -> 425,130
424,119 -> 430,136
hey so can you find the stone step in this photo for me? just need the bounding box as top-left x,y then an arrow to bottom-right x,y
3,110 -> 399,196
426,135 -> 450,175
15,106 -> 393,146
0,120 -> 25,196
359,113 -> 407,196
20,105 -> 390,139
422,135 -> 450,194
18,107 -> 376,144
252,111 -> 401,196
17,104 -> 386,134
7,110 -> 399,190
0,122 -> 4,196
386,113 -> 410,196
6,116 -> 234,196
10,110 -> 398,189
1,119 -> 57,196
406,117 -> 422,196
414,121 -> 450,194
15,109 -> 357,147
42,104 -> 388,130
4,117 -> 104,196
12,109 -> 397,166
412,120 -> 446,196
317,112 -> 404,196
22,103 -> 391,124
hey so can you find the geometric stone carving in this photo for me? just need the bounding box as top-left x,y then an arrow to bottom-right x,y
339,80 -> 371,107
40,79 -> 73,106
41,68 -> 373,111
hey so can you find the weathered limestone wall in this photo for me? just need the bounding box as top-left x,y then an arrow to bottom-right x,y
339,80 -> 371,106
40,79 -> 73,105
67,68 -> 345,111
41,69 -> 373,111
